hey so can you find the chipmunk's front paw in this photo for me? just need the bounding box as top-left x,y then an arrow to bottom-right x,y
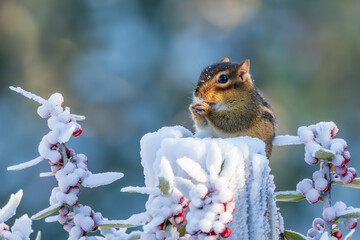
190,102 -> 211,116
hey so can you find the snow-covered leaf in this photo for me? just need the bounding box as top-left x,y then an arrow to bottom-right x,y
314,149 -> 334,161
40,172 -> 55,177
158,177 -> 172,195
206,141 -> 222,177
36,231 -> 41,240
275,191 -> 305,202
7,157 -> 44,171
0,190 -> 23,223
174,176 -> 195,199
336,208 -> 360,220
283,230 -> 306,240
11,214 -> 33,238
127,233 -> 141,240
96,220 -> 140,228
121,186 -> 161,195
72,114 -> 86,121
82,172 -> 124,188
164,224 -> 180,239
176,157 -> 208,183
45,215 -> 59,223
334,178 -> 360,189
344,229 -> 355,240
31,202 -> 63,220
272,135 -> 302,146
159,157 -> 174,185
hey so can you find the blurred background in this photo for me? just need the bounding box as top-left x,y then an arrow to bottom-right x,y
1,0 -> 360,239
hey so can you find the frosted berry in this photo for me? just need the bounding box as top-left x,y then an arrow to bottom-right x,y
306,188 -> 320,204
331,126 -> 339,137
343,151 -> 351,165
332,229 -> 342,239
314,178 -> 329,192
73,127 -> 83,137
220,227 -> 231,238
341,172 -> 355,184
348,167 -> 357,178
297,178 -> 313,195
344,218 -> 357,230
307,228 -> 321,238
312,218 -> 325,231
313,170 -> 325,181
334,166 -> 348,177
174,213 -> 185,225
323,207 -> 336,222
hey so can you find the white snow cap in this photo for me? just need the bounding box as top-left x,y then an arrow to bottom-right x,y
132,126 -> 283,240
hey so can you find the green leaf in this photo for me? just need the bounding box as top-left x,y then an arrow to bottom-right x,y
283,230 -> 306,240
275,191 -> 305,202
0,235 -> 5,240
31,202 -> 63,220
334,178 -> 360,189
158,177 -> 172,195
179,225 -> 186,237
344,229 -> 355,240
336,208 -> 360,220
314,149 -> 334,161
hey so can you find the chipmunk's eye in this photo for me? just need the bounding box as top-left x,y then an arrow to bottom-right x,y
217,74 -> 229,84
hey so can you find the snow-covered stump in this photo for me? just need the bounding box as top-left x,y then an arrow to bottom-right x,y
124,126 -> 283,240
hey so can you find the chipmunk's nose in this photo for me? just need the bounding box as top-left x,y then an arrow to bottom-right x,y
194,87 -> 201,97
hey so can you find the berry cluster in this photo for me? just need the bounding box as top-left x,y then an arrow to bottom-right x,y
59,205 -> 102,240
307,201 -> 357,240
50,153 -> 89,207
296,122 -> 356,206
142,190 -> 189,240
296,122 -> 359,239
186,178 -> 234,239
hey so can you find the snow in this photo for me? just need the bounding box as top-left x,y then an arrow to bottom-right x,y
126,126 -> 283,240
11,214 -> 33,239
0,190 -> 23,223
82,172 -> 124,188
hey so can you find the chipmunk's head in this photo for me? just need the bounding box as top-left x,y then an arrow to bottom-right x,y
193,58 -> 255,109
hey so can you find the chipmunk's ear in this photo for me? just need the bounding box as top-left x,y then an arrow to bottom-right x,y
236,59 -> 250,81
220,57 -> 230,63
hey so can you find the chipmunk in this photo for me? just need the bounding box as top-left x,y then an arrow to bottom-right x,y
189,58 -> 275,158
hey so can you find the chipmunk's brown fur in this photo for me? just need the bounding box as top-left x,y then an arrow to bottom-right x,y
189,58 -> 275,157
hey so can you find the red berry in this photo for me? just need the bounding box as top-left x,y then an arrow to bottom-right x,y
331,126 -> 339,137
348,167 -> 357,178
332,230 -> 342,239
73,127 -> 82,137
334,166 -> 348,177
174,213 -> 185,225
59,206 -> 70,216
220,227 -> 231,238
344,218 -> 357,230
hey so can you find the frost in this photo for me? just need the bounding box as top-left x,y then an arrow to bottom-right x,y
125,126 -> 283,239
